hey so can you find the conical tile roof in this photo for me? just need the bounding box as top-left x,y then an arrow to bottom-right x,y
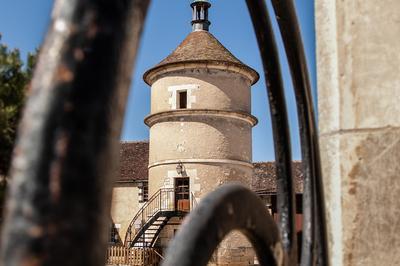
143,31 -> 259,85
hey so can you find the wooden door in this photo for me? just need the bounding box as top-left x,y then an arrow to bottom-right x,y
175,178 -> 190,212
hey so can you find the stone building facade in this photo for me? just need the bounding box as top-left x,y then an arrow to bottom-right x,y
110,141 -> 304,264
110,142 -> 149,244
109,1 -> 305,265
145,1 -> 259,264
108,1 -> 400,265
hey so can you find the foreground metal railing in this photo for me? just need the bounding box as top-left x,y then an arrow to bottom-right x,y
0,0 -> 327,265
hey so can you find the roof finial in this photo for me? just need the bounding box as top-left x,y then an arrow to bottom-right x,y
191,0 -> 211,32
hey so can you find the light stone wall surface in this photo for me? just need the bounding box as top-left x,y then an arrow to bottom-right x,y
156,217 -> 183,250
150,69 -> 251,113
316,1 -> 400,265
213,231 -> 255,266
147,66 -> 256,265
148,163 -> 253,199
110,185 -> 140,244
148,118 -> 252,164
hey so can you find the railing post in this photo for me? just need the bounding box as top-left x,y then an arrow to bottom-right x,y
124,246 -> 128,264
160,189 -> 162,211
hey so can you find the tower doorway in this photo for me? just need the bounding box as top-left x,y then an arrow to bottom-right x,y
175,177 -> 190,212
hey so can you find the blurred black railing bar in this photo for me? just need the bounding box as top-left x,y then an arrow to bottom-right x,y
0,1 -> 150,265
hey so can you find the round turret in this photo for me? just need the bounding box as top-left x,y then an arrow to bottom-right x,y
143,2 -> 259,264
144,29 -> 259,198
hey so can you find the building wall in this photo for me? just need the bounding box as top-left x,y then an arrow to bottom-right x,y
148,116 -> 253,198
155,217 -> 184,250
149,68 -> 252,114
149,119 -> 252,164
148,163 -> 253,201
110,184 -> 141,244
147,68 -> 254,197
212,231 -> 254,266
147,67 -> 256,265
316,1 -> 400,265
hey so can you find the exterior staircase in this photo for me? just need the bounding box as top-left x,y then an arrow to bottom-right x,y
130,213 -> 174,248
125,188 -> 189,248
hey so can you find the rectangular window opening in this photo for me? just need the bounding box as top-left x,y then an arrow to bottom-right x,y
109,224 -> 121,245
178,91 -> 187,109
138,182 -> 148,203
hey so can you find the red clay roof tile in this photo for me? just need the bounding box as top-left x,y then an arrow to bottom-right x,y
143,31 -> 259,85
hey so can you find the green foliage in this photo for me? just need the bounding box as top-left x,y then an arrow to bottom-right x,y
0,35 -> 37,176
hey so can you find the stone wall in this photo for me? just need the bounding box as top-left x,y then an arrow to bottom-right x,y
316,1 -> 400,265
147,66 -> 256,265
110,184 -> 141,244
149,69 -> 252,114
155,217 -> 183,250
212,231 -> 255,266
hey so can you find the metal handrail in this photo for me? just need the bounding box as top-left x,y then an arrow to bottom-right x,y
125,188 -> 175,247
269,1 -> 328,263
153,249 -> 165,260
246,1 -> 297,263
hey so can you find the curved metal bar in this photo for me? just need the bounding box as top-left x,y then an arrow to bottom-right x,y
0,0 -> 150,265
246,0 -> 297,264
162,184 -> 283,266
270,1 -> 328,265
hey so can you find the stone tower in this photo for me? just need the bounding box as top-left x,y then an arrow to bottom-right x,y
143,1 -> 259,264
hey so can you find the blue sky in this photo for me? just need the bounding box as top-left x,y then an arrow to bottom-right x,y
0,0 -> 316,162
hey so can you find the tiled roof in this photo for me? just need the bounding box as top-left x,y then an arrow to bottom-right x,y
143,31 -> 259,85
118,141 -> 149,182
117,142 -> 304,193
157,31 -> 243,66
252,162 -> 304,194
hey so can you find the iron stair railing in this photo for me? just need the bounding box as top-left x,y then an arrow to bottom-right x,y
125,188 -> 175,248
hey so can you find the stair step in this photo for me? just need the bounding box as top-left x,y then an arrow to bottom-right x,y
127,208 -> 176,247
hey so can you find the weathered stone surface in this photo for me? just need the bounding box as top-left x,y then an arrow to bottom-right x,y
318,0 -> 400,135
336,1 -> 400,130
317,0 -> 400,265
149,69 -> 252,114
214,231 -> 255,266
318,134 -> 342,265
110,185 -> 140,243
340,128 -> 400,266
